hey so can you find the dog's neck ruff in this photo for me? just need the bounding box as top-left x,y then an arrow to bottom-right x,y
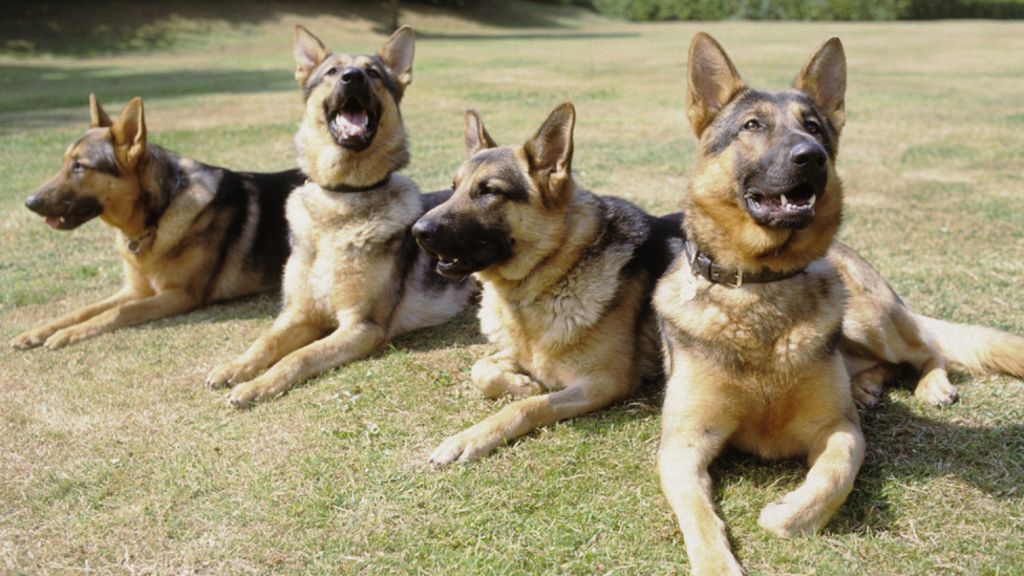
683,239 -> 805,288
129,164 -> 184,254
316,173 -> 392,194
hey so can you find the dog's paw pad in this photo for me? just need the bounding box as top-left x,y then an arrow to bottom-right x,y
429,433 -> 499,466
758,501 -> 819,538
225,391 -> 253,410
506,374 -> 543,398
42,330 -> 73,350
851,379 -> 883,409
915,377 -> 958,407
10,334 -> 43,350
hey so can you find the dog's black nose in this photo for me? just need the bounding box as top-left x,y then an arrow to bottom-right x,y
790,143 -> 826,168
412,218 -> 437,245
340,67 -> 366,85
25,195 -> 43,213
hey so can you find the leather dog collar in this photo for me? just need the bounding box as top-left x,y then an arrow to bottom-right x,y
684,239 -> 805,288
317,173 -> 392,194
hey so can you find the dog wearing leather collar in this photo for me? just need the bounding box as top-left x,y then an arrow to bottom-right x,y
206,25 -> 476,408
11,94 -> 302,350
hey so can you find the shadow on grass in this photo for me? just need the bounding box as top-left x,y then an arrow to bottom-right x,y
2,0 -> 582,56
417,31 -> 639,41
392,304 -> 488,352
0,65 -> 294,132
139,292 -> 284,330
707,376 -> 1023,538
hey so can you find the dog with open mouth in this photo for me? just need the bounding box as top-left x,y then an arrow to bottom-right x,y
206,25 -> 476,408
655,33 -> 1024,576
413,103 -> 683,465
10,94 -> 302,350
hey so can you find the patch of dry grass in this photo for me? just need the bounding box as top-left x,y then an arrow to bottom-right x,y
1,3 -> 1022,574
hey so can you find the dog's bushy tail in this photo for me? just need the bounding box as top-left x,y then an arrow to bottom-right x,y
915,314 -> 1024,378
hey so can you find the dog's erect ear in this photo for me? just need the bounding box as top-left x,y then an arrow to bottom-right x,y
111,97 -> 147,169
89,93 -> 112,128
379,25 -> 415,87
293,25 -> 330,87
464,110 -> 497,158
524,102 -> 575,209
686,32 -> 746,137
794,37 -> 846,134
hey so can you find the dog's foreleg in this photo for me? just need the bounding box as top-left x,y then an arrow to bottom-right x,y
757,413 -> 864,538
470,352 -> 544,399
429,373 -> 631,466
206,309 -> 324,389
225,319 -> 386,408
10,288 -> 136,350
36,289 -> 197,350
658,370 -> 743,576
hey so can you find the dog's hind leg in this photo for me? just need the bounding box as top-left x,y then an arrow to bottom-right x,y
206,308 -> 324,389
471,352 -> 544,399
845,355 -> 897,409
757,413 -> 864,538
224,319 -> 386,408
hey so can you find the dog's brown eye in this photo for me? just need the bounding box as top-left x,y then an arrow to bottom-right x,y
477,183 -> 499,197
743,119 -> 762,131
804,121 -> 821,135
325,66 -> 340,76
366,68 -> 381,79
70,160 -> 85,173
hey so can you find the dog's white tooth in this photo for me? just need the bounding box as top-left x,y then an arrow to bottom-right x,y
780,194 -> 789,207
808,194 -> 817,208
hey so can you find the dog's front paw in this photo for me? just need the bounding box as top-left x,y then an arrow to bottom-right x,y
690,553 -> 745,576
206,360 -> 257,390
757,498 -> 822,538
42,328 -> 79,350
429,430 -> 502,466
224,377 -> 279,409
473,371 -> 543,399
10,329 -> 49,350
914,372 -> 958,406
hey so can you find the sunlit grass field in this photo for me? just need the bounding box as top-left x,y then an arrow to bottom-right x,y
1,3 -> 1022,574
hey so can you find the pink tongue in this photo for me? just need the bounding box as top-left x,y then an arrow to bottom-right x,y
338,111 -> 368,138
45,216 -> 61,228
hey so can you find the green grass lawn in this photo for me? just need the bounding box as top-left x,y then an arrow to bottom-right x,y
2,3 -> 1023,574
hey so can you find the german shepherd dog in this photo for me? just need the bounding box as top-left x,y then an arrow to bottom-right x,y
9,94 -> 301,351
206,26 -> 476,408
413,103 -> 682,464
655,34 -> 1024,575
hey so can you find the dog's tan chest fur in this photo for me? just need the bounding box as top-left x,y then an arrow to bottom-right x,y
283,177 -> 420,321
476,195 -> 641,389
658,257 -> 844,374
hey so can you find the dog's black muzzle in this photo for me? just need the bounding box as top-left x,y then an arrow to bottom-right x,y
742,138 -> 828,230
412,210 -> 512,279
25,185 -> 103,231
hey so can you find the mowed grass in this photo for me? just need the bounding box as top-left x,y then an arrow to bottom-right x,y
2,3 -> 1023,574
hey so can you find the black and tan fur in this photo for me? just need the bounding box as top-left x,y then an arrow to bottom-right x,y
10,95 -> 301,351
413,103 -> 682,464
835,240 -> 1024,407
656,34 -> 1024,576
206,25 -> 475,408
656,34 -> 861,575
